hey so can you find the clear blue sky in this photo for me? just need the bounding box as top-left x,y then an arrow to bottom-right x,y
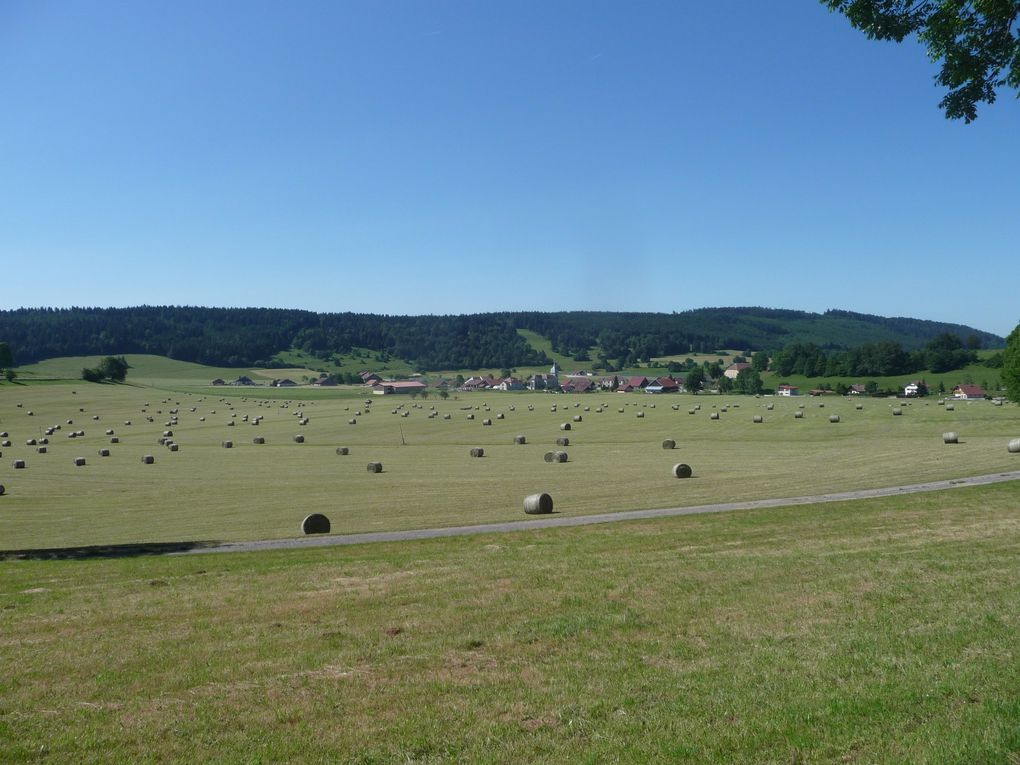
2,1 -> 1018,337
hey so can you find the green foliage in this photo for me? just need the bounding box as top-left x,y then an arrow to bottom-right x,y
734,367 -> 764,395
1003,323 -> 1020,403
0,340 -> 13,369
685,367 -> 705,393
82,356 -> 129,383
823,0 -> 1020,122
4,368 -> 16,382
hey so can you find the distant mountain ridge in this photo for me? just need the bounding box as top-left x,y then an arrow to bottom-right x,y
0,305 -> 1005,371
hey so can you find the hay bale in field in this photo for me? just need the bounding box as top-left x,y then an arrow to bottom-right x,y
470,447 -> 485,458
366,461 -> 383,473
523,492 -> 553,515
945,404 -> 955,411
142,455 -> 154,464
13,460 -> 26,469
560,422 -> 571,431
573,415 -> 582,422
106,429 -> 114,435
169,443 -> 179,452
556,437 -> 570,447
829,415 -> 840,423
74,457 -> 86,466
0,485 -> 5,495
720,407 -> 728,413
856,404 -> 864,410
483,418 -> 492,426
753,415 -> 763,423
636,411 -> 644,418
892,407 -> 903,416
993,399 -> 1003,406
943,432 -> 959,444
767,403 -> 775,410
1,440 -> 10,448
443,413 -> 452,420
543,451 -> 556,462
794,410 -> 804,419
39,437 -> 48,445
553,450 -> 568,463
662,438 -> 676,449
66,419 -> 73,425
293,435 -> 305,443
0,431 -> 6,437
75,430 -> 84,437
26,438 -> 36,446
1007,438 -> 1020,454
335,446 -> 348,455
514,435 -> 526,445
689,409 -> 696,415
222,440 -> 233,449
672,463 -> 692,478
37,446 -> 47,454
301,513 -> 331,534
110,437 -> 119,444
497,413 -> 505,420
253,436 -> 266,444
99,448 -> 110,457
467,414 -> 475,420
710,412 -> 720,420
618,408 -> 624,413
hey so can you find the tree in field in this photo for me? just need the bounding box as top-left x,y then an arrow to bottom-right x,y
685,367 -> 706,394
82,356 -> 129,383
822,0 -> 1020,122
735,367 -> 765,395
1003,323 -> 1020,403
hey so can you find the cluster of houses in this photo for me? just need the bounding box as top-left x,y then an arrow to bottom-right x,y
210,364 -> 990,400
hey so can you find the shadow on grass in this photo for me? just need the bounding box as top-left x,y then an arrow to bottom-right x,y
0,540 -> 221,561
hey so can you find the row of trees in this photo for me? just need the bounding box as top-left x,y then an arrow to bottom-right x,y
81,356 -> 129,383
770,334 -> 983,379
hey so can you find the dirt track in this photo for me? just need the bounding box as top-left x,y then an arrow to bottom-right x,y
181,469 -> 1020,555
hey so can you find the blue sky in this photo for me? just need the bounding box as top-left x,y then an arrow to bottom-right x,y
2,1 -> 1018,337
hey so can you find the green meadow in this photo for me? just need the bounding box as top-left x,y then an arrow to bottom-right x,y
2,357 -> 1019,763
1,356 -> 1019,551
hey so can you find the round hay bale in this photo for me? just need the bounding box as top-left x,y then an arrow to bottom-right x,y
818,403 -> 824,408
688,409 -> 696,415
253,436 -> 266,444
67,419 -> 73,425
366,461 -> 383,473
482,418 -> 492,426
301,513 -> 331,534
554,450 -> 568,463
766,403 -> 775,411
720,408 -> 728,413
943,432 -> 959,444
37,446 -> 47,454
335,446 -> 348,455
559,422 -> 572,431
226,421 -> 235,427
794,410 -> 804,419
26,438 -> 36,446
753,415 -> 763,423
618,408 -> 624,414
13,460 -> 26,469
497,413 -> 505,420
636,411 -> 645,418
0,431 -> 6,437
514,435 -> 526,445
1007,438 -> 1020,454
199,417 -> 206,422
467,414 -> 475,420
672,463 -> 693,478
662,439 -> 676,449
855,404 -> 864,410
2,440 -> 11,448
74,457 -> 86,466
163,430 -> 173,437
169,443 -> 179,452
710,412 -> 720,420
543,451 -> 556,462
469,447 -> 485,458
0,484 -> 5,495
523,492 -> 553,515
993,399 -> 1003,406
443,413 -> 452,420
945,404 -> 955,411
293,435 -> 305,443
99,448 -> 110,457
110,437 -> 119,444
553,435 -> 570,447
141,455 -> 154,464
222,440 -> 233,449
892,408 -> 902,416
829,415 -> 840,423
572,415 -> 582,422
106,429 -> 114,435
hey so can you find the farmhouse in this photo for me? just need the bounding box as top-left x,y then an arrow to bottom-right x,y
560,377 -> 594,393
849,383 -> 867,395
952,383 -> 985,399
461,377 -> 490,392
645,376 -> 681,394
371,380 -> 427,395
617,375 -> 649,393
777,384 -> 799,396
312,376 -> 337,387
273,379 -> 297,387
528,374 -> 560,391
211,378 -> 225,386
359,371 -> 382,385
495,377 -> 525,391
723,362 -> 752,379
232,376 -> 256,386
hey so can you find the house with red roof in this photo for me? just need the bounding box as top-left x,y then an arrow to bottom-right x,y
952,383 -> 985,399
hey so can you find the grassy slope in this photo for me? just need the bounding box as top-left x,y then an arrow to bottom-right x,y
2,482 -> 1019,763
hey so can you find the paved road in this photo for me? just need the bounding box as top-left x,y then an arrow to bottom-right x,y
181,469 -> 1020,555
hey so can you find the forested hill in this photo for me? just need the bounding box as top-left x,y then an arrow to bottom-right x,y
0,306 -> 1005,371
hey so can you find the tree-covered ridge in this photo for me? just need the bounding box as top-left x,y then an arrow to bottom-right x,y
0,305 -> 1005,371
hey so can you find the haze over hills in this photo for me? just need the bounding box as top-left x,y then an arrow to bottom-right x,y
0,305 -> 1006,372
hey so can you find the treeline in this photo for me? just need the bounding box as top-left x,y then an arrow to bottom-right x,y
772,334 -> 985,378
0,306 -> 1004,372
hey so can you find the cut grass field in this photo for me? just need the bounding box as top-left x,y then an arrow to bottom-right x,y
2,372 -> 1019,550
2,482 -> 1019,763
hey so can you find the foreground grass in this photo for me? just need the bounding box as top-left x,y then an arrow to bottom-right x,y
1,481 -> 1019,763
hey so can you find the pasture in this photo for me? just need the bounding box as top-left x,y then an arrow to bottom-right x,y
1,362 -> 1019,551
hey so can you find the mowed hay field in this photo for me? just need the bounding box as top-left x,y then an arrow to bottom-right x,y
2,483 -> 1019,763
1,377 -> 1019,550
